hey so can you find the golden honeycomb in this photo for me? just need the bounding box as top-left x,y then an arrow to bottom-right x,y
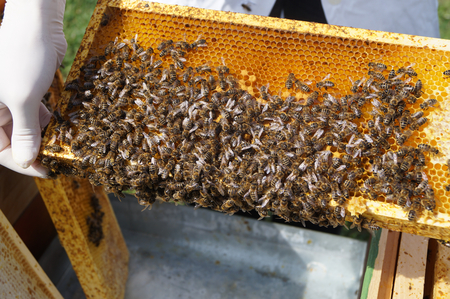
40,0 -> 450,239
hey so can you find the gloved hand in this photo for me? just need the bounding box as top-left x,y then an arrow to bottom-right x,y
0,0 -> 67,177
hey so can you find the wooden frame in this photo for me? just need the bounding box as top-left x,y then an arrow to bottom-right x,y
0,208 -> 63,299
361,229 -> 450,299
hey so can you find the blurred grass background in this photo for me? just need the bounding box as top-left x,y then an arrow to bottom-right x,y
60,0 -> 450,241
61,0 -> 97,78
439,0 -> 450,39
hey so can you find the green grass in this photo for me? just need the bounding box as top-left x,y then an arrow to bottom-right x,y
61,0 -> 97,79
440,0 -> 450,39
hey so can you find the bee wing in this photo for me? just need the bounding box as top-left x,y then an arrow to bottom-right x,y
358,76 -> 367,86
404,77 -> 412,84
312,128 -> 324,140
335,165 -> 347,172
322,73 -> 331,81
340,207 -> 346,218
364,134 -> 374,143
116,42 -> 126,49
348,76 -> 355,85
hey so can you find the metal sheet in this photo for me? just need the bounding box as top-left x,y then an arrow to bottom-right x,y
117,197 -> 367,299
40,195 -> 367,299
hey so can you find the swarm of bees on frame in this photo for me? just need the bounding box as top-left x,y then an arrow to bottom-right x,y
40,34 -> 445,234
86,193 -> 105,247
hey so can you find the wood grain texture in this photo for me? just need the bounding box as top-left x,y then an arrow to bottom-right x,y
35,176 -> 129,299
433,242 -> 450,299
392,233 -> 429,299
424,239 -> 438,299
0,208 -> 63,299
365,229 -> 400,299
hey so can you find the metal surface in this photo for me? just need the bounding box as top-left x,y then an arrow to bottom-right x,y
40,195 -> 367,299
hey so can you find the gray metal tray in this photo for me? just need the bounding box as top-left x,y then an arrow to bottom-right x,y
39,195 -> 368,299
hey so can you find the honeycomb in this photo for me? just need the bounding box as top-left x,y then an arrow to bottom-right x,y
40,0 -> 450,239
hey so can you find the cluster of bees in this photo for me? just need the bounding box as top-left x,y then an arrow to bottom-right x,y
86,193 -> 105,246
40,35 -> 442,233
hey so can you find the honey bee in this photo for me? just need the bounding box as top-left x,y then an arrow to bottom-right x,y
387,69 -> 396,79
206,74 -> 217,90
414,179 -> 429,196
422,190 -> 436,212
305,91 -> 318,106
191,36 -> 207,49
157,39 -> 173,51
409,117 -> 427,131
104,38 -> 117,56
383,110 -> 394,126
411,111 -> 424,120
241,3 -> 252,11
420,98 -> 438,110
413,79 -> 423,95
196,64 -> 212,74
418,143 -> 439,156
349,76 -> 363,93
216,62 -> 230,75
285,73 -> 295,89
99,10 -> 112,26
65,79 -> 82,92
400,155 -> 414,172
404,94 -> 417,104
294,80 -> 311,93
368,70 -> 385,81
394,129 -> 412,146
343,179 -> 357,190
152,59 -> 163,69
444,70 -> 450,76
348,215 -> 364,232
347,168 -> 364,181
316,80 -> 335,90
259,84 -> 270,100
399,113 -> 411,129
368,62 -> 387,71
405,68 -> 418,77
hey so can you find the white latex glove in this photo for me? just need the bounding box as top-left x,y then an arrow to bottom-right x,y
0,0 -> 67,178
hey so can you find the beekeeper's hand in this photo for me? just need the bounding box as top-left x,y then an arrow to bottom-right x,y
0,0 -> 66,177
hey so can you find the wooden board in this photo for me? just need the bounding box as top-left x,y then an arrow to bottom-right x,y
0,208 -> 63,299
361,229 -> 400,299
13,193 -> 57,260
392,233 -> 429,299
0,166 -> 38,224
433,242 -> 450,299
35,176 -> 129,299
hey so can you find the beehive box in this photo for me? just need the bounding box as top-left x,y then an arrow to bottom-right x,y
40,0 -> 450,240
